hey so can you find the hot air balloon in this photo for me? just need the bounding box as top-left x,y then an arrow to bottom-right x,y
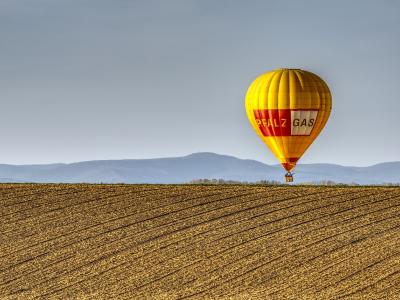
245,69 -> 332,182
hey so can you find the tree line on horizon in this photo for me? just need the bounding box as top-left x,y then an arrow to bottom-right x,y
188,179 -> 400,186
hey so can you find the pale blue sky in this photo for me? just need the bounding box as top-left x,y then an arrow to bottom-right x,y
0,0 -> 399,166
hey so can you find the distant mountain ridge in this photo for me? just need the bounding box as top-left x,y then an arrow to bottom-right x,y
0,153 -> 398,184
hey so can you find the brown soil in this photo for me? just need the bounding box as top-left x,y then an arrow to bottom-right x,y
1,184 -> 399,299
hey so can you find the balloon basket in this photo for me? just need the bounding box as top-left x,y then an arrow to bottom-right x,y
285,173 -> 293,183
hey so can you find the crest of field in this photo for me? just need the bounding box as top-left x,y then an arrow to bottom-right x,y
1,184 -> 399,299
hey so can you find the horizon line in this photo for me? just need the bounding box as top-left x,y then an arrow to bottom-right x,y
0,152 -> 398,168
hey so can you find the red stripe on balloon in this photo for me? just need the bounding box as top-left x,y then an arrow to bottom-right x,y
253,109 -> 291,136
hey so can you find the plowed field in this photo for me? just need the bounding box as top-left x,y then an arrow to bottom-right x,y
1,184 -> 400,299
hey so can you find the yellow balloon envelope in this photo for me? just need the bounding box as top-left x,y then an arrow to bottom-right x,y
245,69 -> 332,181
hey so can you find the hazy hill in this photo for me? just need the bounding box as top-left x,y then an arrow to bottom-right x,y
0,153 -> 398,184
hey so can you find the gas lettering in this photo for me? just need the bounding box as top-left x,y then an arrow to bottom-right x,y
293,118 -> 315,127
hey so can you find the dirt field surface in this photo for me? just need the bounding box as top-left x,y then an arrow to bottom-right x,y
1,184 -> 400,299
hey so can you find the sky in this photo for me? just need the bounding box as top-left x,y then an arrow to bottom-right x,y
0,0 -> 399,166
